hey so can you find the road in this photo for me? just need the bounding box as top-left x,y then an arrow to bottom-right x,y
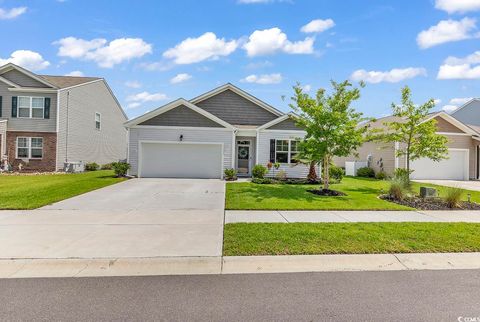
1,270 -> 479,321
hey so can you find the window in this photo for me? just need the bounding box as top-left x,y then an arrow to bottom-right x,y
95,112 -> 101,130
16,137 -> 43,159
275,139 -> 301,164
17,96 -> 45,119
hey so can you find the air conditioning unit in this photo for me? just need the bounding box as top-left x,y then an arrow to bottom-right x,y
64,161 -> 85,173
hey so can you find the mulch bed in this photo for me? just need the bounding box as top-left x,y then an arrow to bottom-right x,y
307,189 -> 346,196
380,195 -> 480,210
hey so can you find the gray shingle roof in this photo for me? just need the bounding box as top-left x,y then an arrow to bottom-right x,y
39,75 -> 101,89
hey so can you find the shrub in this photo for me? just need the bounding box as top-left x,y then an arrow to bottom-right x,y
393,168 -> 411,189
101,163 -> 113,170
275,170 -> 287,181
375,171 -> 388,180
329,165 -> 344,183
224,168 -> 237,181
111,162 -> 130,177
252,177 -> 273,184
444,187 -> 463,209
85,162 -> 99,171
356,167 -> 375,178
252,164 -> 268,179
388,179 -> 407,201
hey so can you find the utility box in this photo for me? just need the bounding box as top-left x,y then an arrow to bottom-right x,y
420,187 -> 437,198
64,162 -> 85,173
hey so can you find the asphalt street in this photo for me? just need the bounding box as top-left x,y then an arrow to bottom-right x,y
1,269 -> 479,321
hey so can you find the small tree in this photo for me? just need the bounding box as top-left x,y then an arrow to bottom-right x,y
290,80 -> 368,190
379,86 -> 448,180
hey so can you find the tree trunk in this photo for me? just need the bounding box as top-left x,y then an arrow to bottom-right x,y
323,156 -> 330,190
307,161 -> 317,182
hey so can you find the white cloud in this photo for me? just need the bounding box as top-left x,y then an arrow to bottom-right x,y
301,19 -> 335,33
126,91 -> 168,109
435,0 -> 480,14
416,18 -> 478,49
434,98 -> 442,105
55,37 -> 152,68
125,80 -> 142,88
65,70 -> 84,77
0,50 -> 50,71
350,67 -> 427,83
450,97 -> 472,105
241,73 -> 282,84
0,7 -> 27,20
444,50 -> 480,65
302,84 -> 312,92
163,32 -> 238,65
442,104 -> 459,113
170,73 -> 192,84
437,51 -> 480,79
243,27 -> 314,56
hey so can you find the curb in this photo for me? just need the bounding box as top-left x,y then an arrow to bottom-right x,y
1,252 -> 480,278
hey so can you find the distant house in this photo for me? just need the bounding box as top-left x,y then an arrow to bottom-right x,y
334,112 -> 480,181
0,63 -> 127,172
125,83 -> 315,179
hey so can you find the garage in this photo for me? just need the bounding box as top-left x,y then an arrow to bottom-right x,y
410,149 -> 469,180
139,142 -> 223,178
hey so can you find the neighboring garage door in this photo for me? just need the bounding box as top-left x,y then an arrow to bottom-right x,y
410,149 -> 469,180
139,142 -> 223,178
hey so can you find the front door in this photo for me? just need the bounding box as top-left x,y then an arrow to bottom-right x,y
237,140 -> 251,176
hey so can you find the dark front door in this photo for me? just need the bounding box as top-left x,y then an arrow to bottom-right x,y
237,140 -> 251,175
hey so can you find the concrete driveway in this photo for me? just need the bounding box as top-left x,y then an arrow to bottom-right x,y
0,179 -> 225,259
414,180 -> 480,192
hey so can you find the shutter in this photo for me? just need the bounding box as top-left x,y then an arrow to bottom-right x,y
11,96 -> 17,118
44,97 -> 50,119
0,96 -> 2,118
269,139 -> 276,163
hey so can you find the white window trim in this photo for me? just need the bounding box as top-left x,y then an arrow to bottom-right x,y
16,137 -> 43,160
275,139 -> 300,164
95,112 -> 101,130
17,96 -> 45,119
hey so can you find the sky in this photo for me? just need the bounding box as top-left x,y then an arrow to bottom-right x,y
0,0 -> 480,119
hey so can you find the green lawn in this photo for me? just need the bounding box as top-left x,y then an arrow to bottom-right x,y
411,181 -> 480,203
0,170 -> 126,209
223,222 -> 480,256
226,177 -> 412,210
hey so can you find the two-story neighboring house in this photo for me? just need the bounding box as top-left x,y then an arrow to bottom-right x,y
0,63 -> 127,172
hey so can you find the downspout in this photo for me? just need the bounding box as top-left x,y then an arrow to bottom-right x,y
65,91 -> 70,163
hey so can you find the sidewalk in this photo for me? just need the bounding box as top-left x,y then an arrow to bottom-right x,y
225,210 -> 480,223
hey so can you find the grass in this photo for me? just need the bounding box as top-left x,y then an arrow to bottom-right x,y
411,181 -> 480,203
0,170 -> 126,209
223,222 -> 480,256
226,177 -> 412,210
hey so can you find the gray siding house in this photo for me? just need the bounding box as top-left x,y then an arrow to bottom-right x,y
126,83 -> 314,179
0,63 -> 127,172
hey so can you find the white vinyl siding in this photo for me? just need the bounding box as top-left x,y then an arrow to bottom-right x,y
128,127 -> 234,176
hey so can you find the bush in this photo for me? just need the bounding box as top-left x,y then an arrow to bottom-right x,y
252,164 -> 268,179
111,162 -> 130,177
444,187 -> 463,209
356,167 -> 375,178
275,170 -> 287,181
393,168 -> 411,189
329,165 -> 344,183
252,177 -> 273,184
101,163 -> 113,170
375,171 -> 388,180
85,162 -> 99,171
388,179 -> 407,201
224,168 -> 237,181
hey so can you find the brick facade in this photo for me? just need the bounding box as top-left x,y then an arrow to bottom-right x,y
6,131 -> 57,172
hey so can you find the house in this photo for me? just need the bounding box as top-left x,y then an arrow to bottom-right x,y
125,83 -> 312,179
0,63 -> 128,172
451,98 -> 480,129
334,111 -> 480,181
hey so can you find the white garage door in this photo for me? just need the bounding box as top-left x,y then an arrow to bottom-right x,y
410,149 -> 469,180
139,142 -> 223,178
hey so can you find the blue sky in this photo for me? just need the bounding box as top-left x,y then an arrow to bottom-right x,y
1,0 -> 480,118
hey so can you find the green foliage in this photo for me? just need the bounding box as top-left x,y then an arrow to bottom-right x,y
290,80 -> 369,190
444,187 -> 463,209
389,179 -> 407,201
101,163 -> 113,170
224,168 -> 237,181
375,171 -> 388,180
252,164 -> 268,179
275,170 -> 287,181
356,167 -> 375,178
394,169 -> 412,189
251,177 -> 274,184
376,86 -> 449,179
85,162 -> 99,171
111,162 -> 130,177
329,164 -> 344,183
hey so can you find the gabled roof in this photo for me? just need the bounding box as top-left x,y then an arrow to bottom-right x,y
0,63 -> 58,89
257,112 -> 301,131
190,83 -> 284,117
451,98 -> 480,116
39,75 -> 102,89
125,99 -> 235,129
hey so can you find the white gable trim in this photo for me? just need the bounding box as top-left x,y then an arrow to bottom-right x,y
190,83 -> 284,117
0,63 -> 58,89
423,111 -> 477,135
0,75 -> 19,88
451,98 -> 480,116
125,98 -> 235,129
8,87 -> 57,93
